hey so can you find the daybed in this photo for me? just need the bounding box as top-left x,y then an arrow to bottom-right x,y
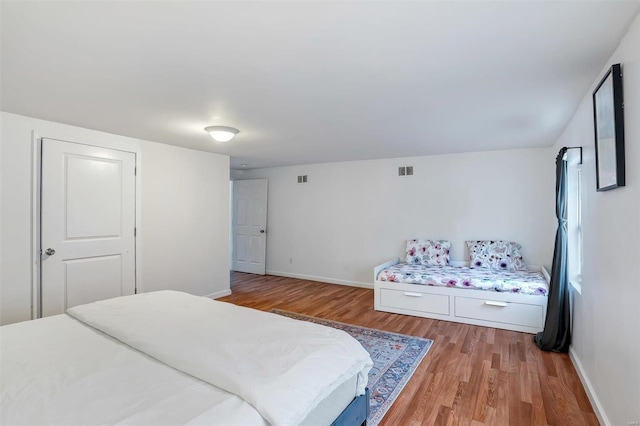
374,240 -> 550,334
1,291 -> 373,426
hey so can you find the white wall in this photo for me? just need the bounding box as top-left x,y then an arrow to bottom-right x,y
552,14 -> 640,426
0,112 -> 230,325
137,139 -> 230,297
239,148 -> 555,287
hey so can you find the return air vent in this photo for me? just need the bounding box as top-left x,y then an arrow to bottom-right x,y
398,166 -> 414,177
297,175 -> 308,183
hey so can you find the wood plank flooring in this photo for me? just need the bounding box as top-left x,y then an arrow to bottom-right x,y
220,272 -> 598,426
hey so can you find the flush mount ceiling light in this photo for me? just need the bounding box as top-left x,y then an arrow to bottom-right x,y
205,126 -> 239,142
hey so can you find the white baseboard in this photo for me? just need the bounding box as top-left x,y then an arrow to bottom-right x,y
205,289 -> 232,299
266,270 -> 373,289
569,346 -> 610,426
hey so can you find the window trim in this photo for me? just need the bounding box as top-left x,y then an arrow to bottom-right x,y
567,151 -> 583,294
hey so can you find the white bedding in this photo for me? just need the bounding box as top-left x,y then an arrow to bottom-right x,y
1,291 -> 372,426
67,291 -> 373,426
0,315 -> 267,426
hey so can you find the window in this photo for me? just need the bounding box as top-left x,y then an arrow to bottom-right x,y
567,150 -> 583,293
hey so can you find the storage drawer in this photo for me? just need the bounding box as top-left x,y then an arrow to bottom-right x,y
454,296 -> 543,328
380,288 -> 449,315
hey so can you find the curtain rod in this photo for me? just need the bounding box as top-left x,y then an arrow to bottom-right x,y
563,146 -> 583,165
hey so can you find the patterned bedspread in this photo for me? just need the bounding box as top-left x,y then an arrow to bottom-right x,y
377,263 -> 548,296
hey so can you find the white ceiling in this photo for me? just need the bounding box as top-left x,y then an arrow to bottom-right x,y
2,1 -> 639,169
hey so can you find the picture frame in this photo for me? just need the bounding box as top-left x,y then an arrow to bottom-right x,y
592,63 -> 625,191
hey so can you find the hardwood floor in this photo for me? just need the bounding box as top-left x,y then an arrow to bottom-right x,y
220,272 -> 598,426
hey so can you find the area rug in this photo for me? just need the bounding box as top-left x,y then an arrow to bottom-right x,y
271,310 -> 433,425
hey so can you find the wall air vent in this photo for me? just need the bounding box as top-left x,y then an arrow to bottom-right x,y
398,166 -> 414,177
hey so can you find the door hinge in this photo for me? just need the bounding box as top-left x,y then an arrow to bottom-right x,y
134,167 -> 137,176
134,227 -> 137,237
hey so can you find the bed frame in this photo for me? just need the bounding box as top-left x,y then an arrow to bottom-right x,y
374,259 -> 550,334
331,388 -> 369,426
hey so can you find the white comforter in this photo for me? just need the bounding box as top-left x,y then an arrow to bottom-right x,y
67,291 -> 373,426
1,314 -> 267,425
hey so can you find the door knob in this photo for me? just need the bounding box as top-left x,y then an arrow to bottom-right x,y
260,230 -> 265,234
45,248 -> 56,256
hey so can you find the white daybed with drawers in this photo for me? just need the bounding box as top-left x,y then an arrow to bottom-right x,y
374,258 -> 550,334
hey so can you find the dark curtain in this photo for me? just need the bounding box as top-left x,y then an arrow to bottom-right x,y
535,147 -> 571,352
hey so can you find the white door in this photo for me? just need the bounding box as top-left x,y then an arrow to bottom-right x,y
41,138 -> 136,317
232,179 -> 268,275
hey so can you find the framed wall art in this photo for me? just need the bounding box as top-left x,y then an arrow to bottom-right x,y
592,63 -> 625,191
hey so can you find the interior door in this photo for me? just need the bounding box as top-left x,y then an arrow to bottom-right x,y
232,179 -> 268,275
41,138 -> 136,317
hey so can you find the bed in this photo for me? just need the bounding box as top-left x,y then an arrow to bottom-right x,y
1,291 -> 373,426
373,240 -> 550,334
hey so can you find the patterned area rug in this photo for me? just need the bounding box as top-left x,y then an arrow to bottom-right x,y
271,310 -> 433,425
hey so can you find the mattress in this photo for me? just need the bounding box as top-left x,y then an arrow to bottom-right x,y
302,375 -> 359,425
377,263 -> 548,296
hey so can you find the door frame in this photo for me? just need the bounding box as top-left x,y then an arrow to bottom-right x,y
30,131 -> 142,319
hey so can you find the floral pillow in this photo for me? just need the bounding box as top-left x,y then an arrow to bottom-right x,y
405,239 -> 451,266
466,240 -> 526,271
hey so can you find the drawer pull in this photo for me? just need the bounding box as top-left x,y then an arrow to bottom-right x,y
404,292 -> 423,297
485,300 -> 507,307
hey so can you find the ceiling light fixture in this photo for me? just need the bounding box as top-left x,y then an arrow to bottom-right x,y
205,126 -> 239,142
